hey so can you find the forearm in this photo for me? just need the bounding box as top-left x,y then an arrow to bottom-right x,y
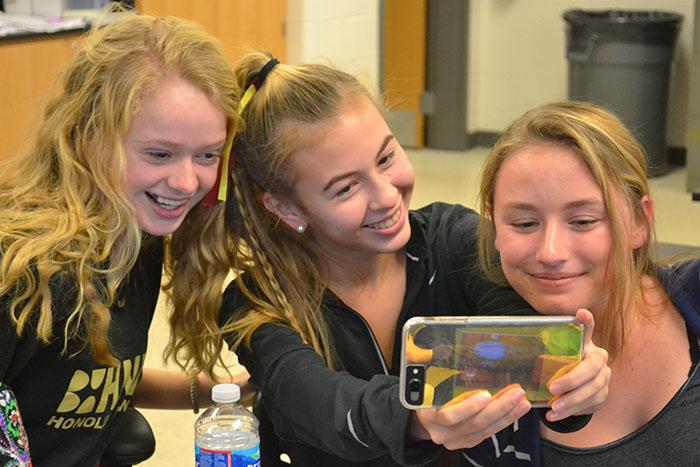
239,325 -> 440,465
262,358 -> 437,463
132,368 -> 251,410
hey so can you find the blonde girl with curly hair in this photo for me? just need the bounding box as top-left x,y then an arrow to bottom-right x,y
0,11 -> 249,466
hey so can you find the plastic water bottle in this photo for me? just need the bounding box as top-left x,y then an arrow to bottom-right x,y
195,383 -> 260,467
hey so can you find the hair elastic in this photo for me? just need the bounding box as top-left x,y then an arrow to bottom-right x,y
203,57 -> 280,207
246,57 -> 280,90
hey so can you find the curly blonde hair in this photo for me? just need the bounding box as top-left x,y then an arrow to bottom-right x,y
0,12 -> 239,366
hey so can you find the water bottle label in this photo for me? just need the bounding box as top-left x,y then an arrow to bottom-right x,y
195,443 -> 260,467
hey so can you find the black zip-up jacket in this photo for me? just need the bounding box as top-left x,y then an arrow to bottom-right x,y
220,203 -> 561,466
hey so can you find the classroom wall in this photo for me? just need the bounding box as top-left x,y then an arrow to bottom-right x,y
286,0 -> 380,92
468,0 -> 695,147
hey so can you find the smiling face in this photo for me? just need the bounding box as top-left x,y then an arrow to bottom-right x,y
123,76 -> 226,236
266,96 -> 415,262
492,144 -> 617,316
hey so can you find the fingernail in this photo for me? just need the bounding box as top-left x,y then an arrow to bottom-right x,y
510,389 -> 525,403
552,401 -> 564,413
517,401 -> 531,416
477,391 -> 492,403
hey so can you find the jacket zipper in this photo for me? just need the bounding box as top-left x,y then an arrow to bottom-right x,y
348,310 -> 390,375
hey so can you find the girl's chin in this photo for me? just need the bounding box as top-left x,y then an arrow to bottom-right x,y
522,295 -> 580,316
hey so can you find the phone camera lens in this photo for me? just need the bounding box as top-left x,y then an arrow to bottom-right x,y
405,365 -> 425,405
408,378 -> 422,403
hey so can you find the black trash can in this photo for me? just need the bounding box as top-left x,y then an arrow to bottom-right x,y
564,9 -> 683,176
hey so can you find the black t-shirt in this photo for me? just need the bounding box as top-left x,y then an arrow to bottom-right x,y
0,238 -> 163,467
541,260 -> 700,467
542,335 -> 700,467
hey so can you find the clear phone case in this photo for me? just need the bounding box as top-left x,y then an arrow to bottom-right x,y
399,316 -> 583,409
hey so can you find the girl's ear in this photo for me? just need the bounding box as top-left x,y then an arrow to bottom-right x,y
262,192 -> 307,231
631,195 -> 654,249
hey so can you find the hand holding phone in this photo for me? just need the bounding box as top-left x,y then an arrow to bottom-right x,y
407,384 -> 531,451
400,316 -> 584,409
542,308 -> 610,422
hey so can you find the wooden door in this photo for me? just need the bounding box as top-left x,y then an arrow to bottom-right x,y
0,33 -> 81,162
136,0 -> 217,33
383,0 -> 427,148
137,0 -> 287,63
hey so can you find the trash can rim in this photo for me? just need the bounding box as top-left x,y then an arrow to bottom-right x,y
563,9 -> 683,25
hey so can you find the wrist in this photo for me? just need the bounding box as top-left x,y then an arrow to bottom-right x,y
407,411 -> 431,441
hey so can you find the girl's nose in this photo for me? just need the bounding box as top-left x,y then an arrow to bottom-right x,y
167,159 -> 199,194
535,223 -> 570,264
368,176 -> 398,211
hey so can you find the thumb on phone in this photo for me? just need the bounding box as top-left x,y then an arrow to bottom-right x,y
544,307 -> 610,420
574,308 -> 595,352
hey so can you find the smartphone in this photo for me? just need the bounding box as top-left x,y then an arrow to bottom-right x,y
399,316 -> 584,409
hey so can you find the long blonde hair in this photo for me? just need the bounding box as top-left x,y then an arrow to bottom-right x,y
0,11 -> 239,365
478,101 -> 655,359
169,52 -> 374,372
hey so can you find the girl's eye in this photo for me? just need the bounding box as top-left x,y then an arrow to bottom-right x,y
571,219 -> 598,229
148,151 -> 170,161
335,184 -> 353,198
198,152 -> 221,165
378,151 -> 395,167
511,221 -> 538,231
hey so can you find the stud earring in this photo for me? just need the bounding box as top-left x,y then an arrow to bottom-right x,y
296,225 -> 306,234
